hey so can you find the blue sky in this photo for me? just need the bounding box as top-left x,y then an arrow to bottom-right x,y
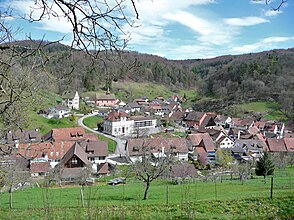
3,0 -> 294,59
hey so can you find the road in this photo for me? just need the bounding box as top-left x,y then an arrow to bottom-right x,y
77,114 -> 127,156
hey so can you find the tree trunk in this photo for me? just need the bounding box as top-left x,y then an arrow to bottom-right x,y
80,187 -> 84,207
143,182 -> 150,200
9,187 -> 13,209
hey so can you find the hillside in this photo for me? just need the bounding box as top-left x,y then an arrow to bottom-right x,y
3,41 -> 294,120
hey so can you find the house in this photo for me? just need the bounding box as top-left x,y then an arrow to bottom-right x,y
30,159 -> 50,177
6,129 -> 41,145
214,115 -> 232,128
80,140 -> 109,172
231,118 -> 254,130
125,102 -> 141,113
103,111 -> 157,137
184,112 -> 207,128
187,133 -> 216,164
216,135 -> 234,149
42,127 -> 87,142
95,92 -> 118,107
126,137 -> 190,162
284,138 -> 294,152
62,91 -> 80,110
46,105 -> 71,119
266,138 -> 287,152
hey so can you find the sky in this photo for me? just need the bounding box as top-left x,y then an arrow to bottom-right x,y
2,0 -> 294,60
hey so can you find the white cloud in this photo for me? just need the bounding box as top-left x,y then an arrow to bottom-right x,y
230,36 -> 294,54
264,9 -> 282,17
225,16 -> 269,26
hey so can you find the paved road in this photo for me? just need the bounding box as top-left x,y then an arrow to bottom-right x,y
78,114 -> 127,156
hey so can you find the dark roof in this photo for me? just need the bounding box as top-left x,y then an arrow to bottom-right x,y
7,129 -> 41,144
185,112 -> 205,121
60,142 -> 91,166
60,167 -> 84,179
62,91 -> 77,99
96,93 -> 116,100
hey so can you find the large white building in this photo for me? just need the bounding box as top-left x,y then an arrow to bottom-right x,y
62,91 -> 80,110
103,111 -> 157,136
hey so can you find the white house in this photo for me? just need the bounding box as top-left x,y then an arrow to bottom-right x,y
216,135 -> 234,148
103,111 -> 157,136
62,91 -> 80,110
47,105 -> 71,119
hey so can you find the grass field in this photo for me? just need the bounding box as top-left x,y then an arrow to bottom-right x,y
97,134 -> 116,153
238,101 -> 288,121
83,116 -> 104,129
27,112 -> 80,135
0,167 -> 293,219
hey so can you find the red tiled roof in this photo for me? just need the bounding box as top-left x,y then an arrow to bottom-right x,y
105,111 -> 129,121
43,127 -> 86,142
267,138 -> 287,152
187,133 -> 210,146
80,140 -> 108,157
284,138 -> 294,152
128,137 -> 189,156
30,162 -> 50,173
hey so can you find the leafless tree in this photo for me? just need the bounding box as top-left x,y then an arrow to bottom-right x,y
131,144 -> 174,200
252,0 -> 288,10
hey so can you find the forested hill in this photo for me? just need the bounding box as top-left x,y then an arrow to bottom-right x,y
6,41 -> 294,118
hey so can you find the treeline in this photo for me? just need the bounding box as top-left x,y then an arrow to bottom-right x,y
7,41 -> 294,120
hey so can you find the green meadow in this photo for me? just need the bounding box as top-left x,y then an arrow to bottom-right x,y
0,167 -> 293,219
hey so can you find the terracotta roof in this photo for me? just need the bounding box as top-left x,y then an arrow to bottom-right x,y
18,142 -> 53,159
199,138 -> 215,152
169,111 -> 186,121
248,126 -> 260,135
30,162 -> 50,173
128,137 -> 189,156
254,121 -> 266,130
187,133 -> 211,146
130,115 -> 155,121
97,162 -> 109,174
105,111 -> 129,121
267,138 -> 287,152
43,127 -> 86,142
214,115 -> 229,123
284,133 -> 294,138
84,133 -> 99,142
284,138 -> 294,152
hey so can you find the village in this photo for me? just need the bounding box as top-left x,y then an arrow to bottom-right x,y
1,90 -> 293,185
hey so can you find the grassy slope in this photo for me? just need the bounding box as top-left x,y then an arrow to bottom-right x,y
83,116 -> 104,129
238,101 -> 287,121
0,168 -> 293,219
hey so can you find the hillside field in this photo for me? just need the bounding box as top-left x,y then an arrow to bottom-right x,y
0,167 -> 293,219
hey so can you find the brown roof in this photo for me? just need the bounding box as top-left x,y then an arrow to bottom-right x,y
130,115 -> 155,121
97,162 -> 109,174
18,142 -> 53,159
169,111 -> 186,121
84,133 -> 99,142
60,167 -> 84,179
7,129 -> 41,144
284,138 -> 294,152
60,142 -> 91,166
185,112 -> 206,122
43,127 -> 86,142
248,126 -> 260,135
105,111 -> 129,121
199,138 -> 215,152
80,140 -> 108,157
187,133 -> 210,146
267,138 -> 287,152
128,137 -> 189,156
30,162 -> 50,173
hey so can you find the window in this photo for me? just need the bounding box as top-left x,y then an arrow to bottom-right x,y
72,157 -> 77,164
98,156 -> 105,160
